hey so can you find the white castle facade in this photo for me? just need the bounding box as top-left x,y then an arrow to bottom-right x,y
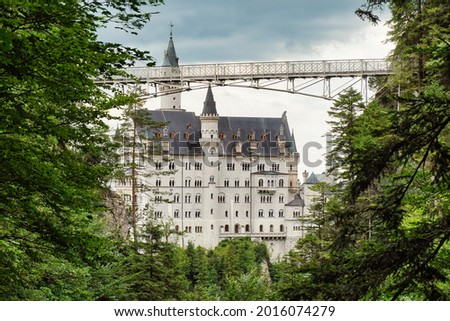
110,32 -> 327,259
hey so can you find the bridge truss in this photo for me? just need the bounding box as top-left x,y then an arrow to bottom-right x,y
96,58 -> 392,101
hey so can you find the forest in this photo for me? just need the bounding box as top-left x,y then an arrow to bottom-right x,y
1,0 -> 450,300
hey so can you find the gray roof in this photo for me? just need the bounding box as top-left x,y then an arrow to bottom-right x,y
162,33 -> 179,67
285,194 -> 305,207
143,110 -> 297,157
202,85 -> 217,115
305,172 -> 328,184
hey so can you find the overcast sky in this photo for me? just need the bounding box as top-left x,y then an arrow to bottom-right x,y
99,0 -> 393,176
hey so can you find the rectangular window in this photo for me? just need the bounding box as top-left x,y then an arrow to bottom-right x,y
241,163 -> 250,171
227,163 -> 235,171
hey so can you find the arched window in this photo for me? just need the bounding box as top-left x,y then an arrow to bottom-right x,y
259,225 -> 264,232
245,224 -> 250,232
174,210 -> 180,218
234,224 -> 240,233
258,210 -> 264,218
270,225 -> 274,232
258,179 -> 264,187
224,225 -> 229,232
280,225 -> 284,232
279,179 -> 284,187
218,193 -> 226,203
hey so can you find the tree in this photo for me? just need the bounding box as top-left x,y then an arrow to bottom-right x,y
113,88 -> 167,242
121,221 -> 189,301
327,88 -> 365,185
206,238 -> 272,300
0,0 -> 163,300
275,1 -> 450,300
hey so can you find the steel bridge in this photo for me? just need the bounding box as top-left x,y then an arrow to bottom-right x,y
96,58 -> 392,100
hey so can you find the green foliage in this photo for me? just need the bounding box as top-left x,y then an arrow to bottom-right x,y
120,221 -> 189,301
355,0 -> 389,24
0,0 -> 163,300
222,268 -> 272,301
177,238 -> 273,301
274,0 -> 450,301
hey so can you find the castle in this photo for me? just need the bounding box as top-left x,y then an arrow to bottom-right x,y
111,31 -> 327,259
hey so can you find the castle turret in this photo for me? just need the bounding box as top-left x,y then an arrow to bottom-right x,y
199,85 -> 220,144
159,26 -> 183,111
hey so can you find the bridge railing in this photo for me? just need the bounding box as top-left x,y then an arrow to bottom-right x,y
98,58 -> 392,83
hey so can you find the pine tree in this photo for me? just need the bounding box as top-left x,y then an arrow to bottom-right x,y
121,221 -> 189,301
113,87 -> 167,242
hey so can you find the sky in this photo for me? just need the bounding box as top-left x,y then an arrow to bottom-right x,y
99,0 -> 393,176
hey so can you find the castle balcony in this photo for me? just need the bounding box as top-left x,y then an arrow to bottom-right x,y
219,231 -> 287,241
257,188 -> 277,195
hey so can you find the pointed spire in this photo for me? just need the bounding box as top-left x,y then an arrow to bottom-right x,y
290,128 -> 298,153
162,24 -> 179,67
202,84 -> 218,115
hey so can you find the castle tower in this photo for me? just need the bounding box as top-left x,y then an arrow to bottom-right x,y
159,26 -> 183,111
199,85 -> 220,144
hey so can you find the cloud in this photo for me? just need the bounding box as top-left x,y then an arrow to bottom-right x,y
99,0 -> 391,63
